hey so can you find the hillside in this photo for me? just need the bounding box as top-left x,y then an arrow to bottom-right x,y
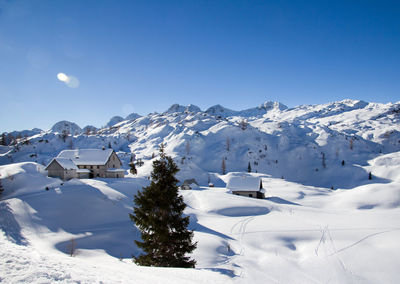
1,100 -> 399,188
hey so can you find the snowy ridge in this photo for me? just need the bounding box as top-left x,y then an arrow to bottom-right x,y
0,99 -> 399,189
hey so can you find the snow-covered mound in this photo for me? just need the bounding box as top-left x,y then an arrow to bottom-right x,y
50,121 -> 82,135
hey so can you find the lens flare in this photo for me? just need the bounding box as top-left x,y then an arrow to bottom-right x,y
57,72 -> 80,88
57,73 -> 68,82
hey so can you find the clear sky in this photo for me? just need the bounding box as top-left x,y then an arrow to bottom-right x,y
1,0 -> 399,132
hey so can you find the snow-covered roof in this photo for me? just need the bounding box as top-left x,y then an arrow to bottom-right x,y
53,158 -> 78,170
106,168 -> 125,172
57,149 -> 114,166
182,179 -> 199,186
227,176 -> 263,192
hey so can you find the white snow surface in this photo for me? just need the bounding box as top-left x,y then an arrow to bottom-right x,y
1,157 -> 400,283
226,174 -> 262,192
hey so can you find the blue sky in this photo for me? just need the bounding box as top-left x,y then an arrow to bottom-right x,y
1,0 -> 399,132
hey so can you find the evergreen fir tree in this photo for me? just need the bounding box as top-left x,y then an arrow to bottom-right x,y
129,162 -> 137,175
0,175 -> 4,195
247,162 -> 252,173
130,144 -> 196,268
0,133 -> 6,146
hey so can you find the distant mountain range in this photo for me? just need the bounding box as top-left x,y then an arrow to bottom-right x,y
1,100 -> 399,188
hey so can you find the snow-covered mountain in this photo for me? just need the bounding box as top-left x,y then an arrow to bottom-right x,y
1,99 -> 400,283
1,99 -> 399,188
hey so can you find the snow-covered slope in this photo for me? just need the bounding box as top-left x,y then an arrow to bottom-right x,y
1,156 -> 399,283
1,100 -> 399,189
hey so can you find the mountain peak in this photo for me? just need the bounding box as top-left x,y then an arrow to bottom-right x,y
125,112 -> 141,121
106,116 -> 124,127
259,101 -> 288,111
205,104 -> 236,117
166,104 -> 202,114
50,120 -> 82,135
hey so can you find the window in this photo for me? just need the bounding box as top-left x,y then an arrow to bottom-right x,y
113,164 -> 115,168
91,166 -> 93,169
97,165 -> 99,169
249,194 -> 253,197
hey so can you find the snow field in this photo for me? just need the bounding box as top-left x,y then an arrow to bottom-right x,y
1,145 -> 400,283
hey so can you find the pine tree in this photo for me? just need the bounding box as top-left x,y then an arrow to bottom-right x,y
221,158 -> 226,175
0,174 -> 4,195
130,145 -> 196,268
321,152 -> 326,168
129,162 -> 137,175
247,162 -> 252,173
0,133 -> 6,146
